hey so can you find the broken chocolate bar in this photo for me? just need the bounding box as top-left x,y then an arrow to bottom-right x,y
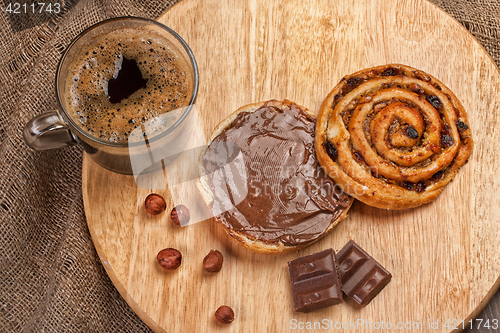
336,240 -> 391,306
287,249 -> 343,312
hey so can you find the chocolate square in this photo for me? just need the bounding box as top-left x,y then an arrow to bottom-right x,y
287,249 -> 343,312
336,240 -> 391,306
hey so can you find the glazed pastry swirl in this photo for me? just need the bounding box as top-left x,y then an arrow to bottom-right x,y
315,64 -> 473,209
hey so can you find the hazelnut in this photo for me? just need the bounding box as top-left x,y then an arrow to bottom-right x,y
215,305 -> 234,324
171,204 -> 190,226
156,248 -> 182,270
203,250 -> 223,273
145,194 -> 166,215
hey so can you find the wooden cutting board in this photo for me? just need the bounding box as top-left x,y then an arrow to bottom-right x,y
82,0 -> 500,332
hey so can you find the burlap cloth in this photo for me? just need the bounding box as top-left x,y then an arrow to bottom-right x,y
0,0 -> 499,332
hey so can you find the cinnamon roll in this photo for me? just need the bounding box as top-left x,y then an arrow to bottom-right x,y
315,64 -> 473,209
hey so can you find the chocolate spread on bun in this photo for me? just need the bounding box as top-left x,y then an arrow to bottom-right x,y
200,100 -> 353,254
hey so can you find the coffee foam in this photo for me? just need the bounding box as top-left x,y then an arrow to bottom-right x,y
64,27 -> 193,143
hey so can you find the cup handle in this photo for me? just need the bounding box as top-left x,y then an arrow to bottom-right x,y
23,111 -> 79,150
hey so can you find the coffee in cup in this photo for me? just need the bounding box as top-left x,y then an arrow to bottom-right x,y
23,17 -> 199,175
64,27 -> 194,143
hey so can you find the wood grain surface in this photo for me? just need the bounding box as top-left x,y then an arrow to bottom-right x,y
82,0 -> 500,332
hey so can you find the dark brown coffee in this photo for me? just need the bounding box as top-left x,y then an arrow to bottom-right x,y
64,27 -> 193,143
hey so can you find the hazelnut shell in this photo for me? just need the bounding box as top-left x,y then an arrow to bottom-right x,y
203,250 -> 223,273
145,194 -> 166,215
215,305 -> 234,324
156,248 -> 182,270
171,204 -> 190,226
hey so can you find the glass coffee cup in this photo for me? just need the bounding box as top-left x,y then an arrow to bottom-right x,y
23,17 -> 199,175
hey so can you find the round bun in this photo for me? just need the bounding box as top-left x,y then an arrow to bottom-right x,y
315,64 -> 473,210
198,100 -> 353,254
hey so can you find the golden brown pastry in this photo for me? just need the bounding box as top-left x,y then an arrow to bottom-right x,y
198,100 -> 353,254
315,64 -> 473,210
